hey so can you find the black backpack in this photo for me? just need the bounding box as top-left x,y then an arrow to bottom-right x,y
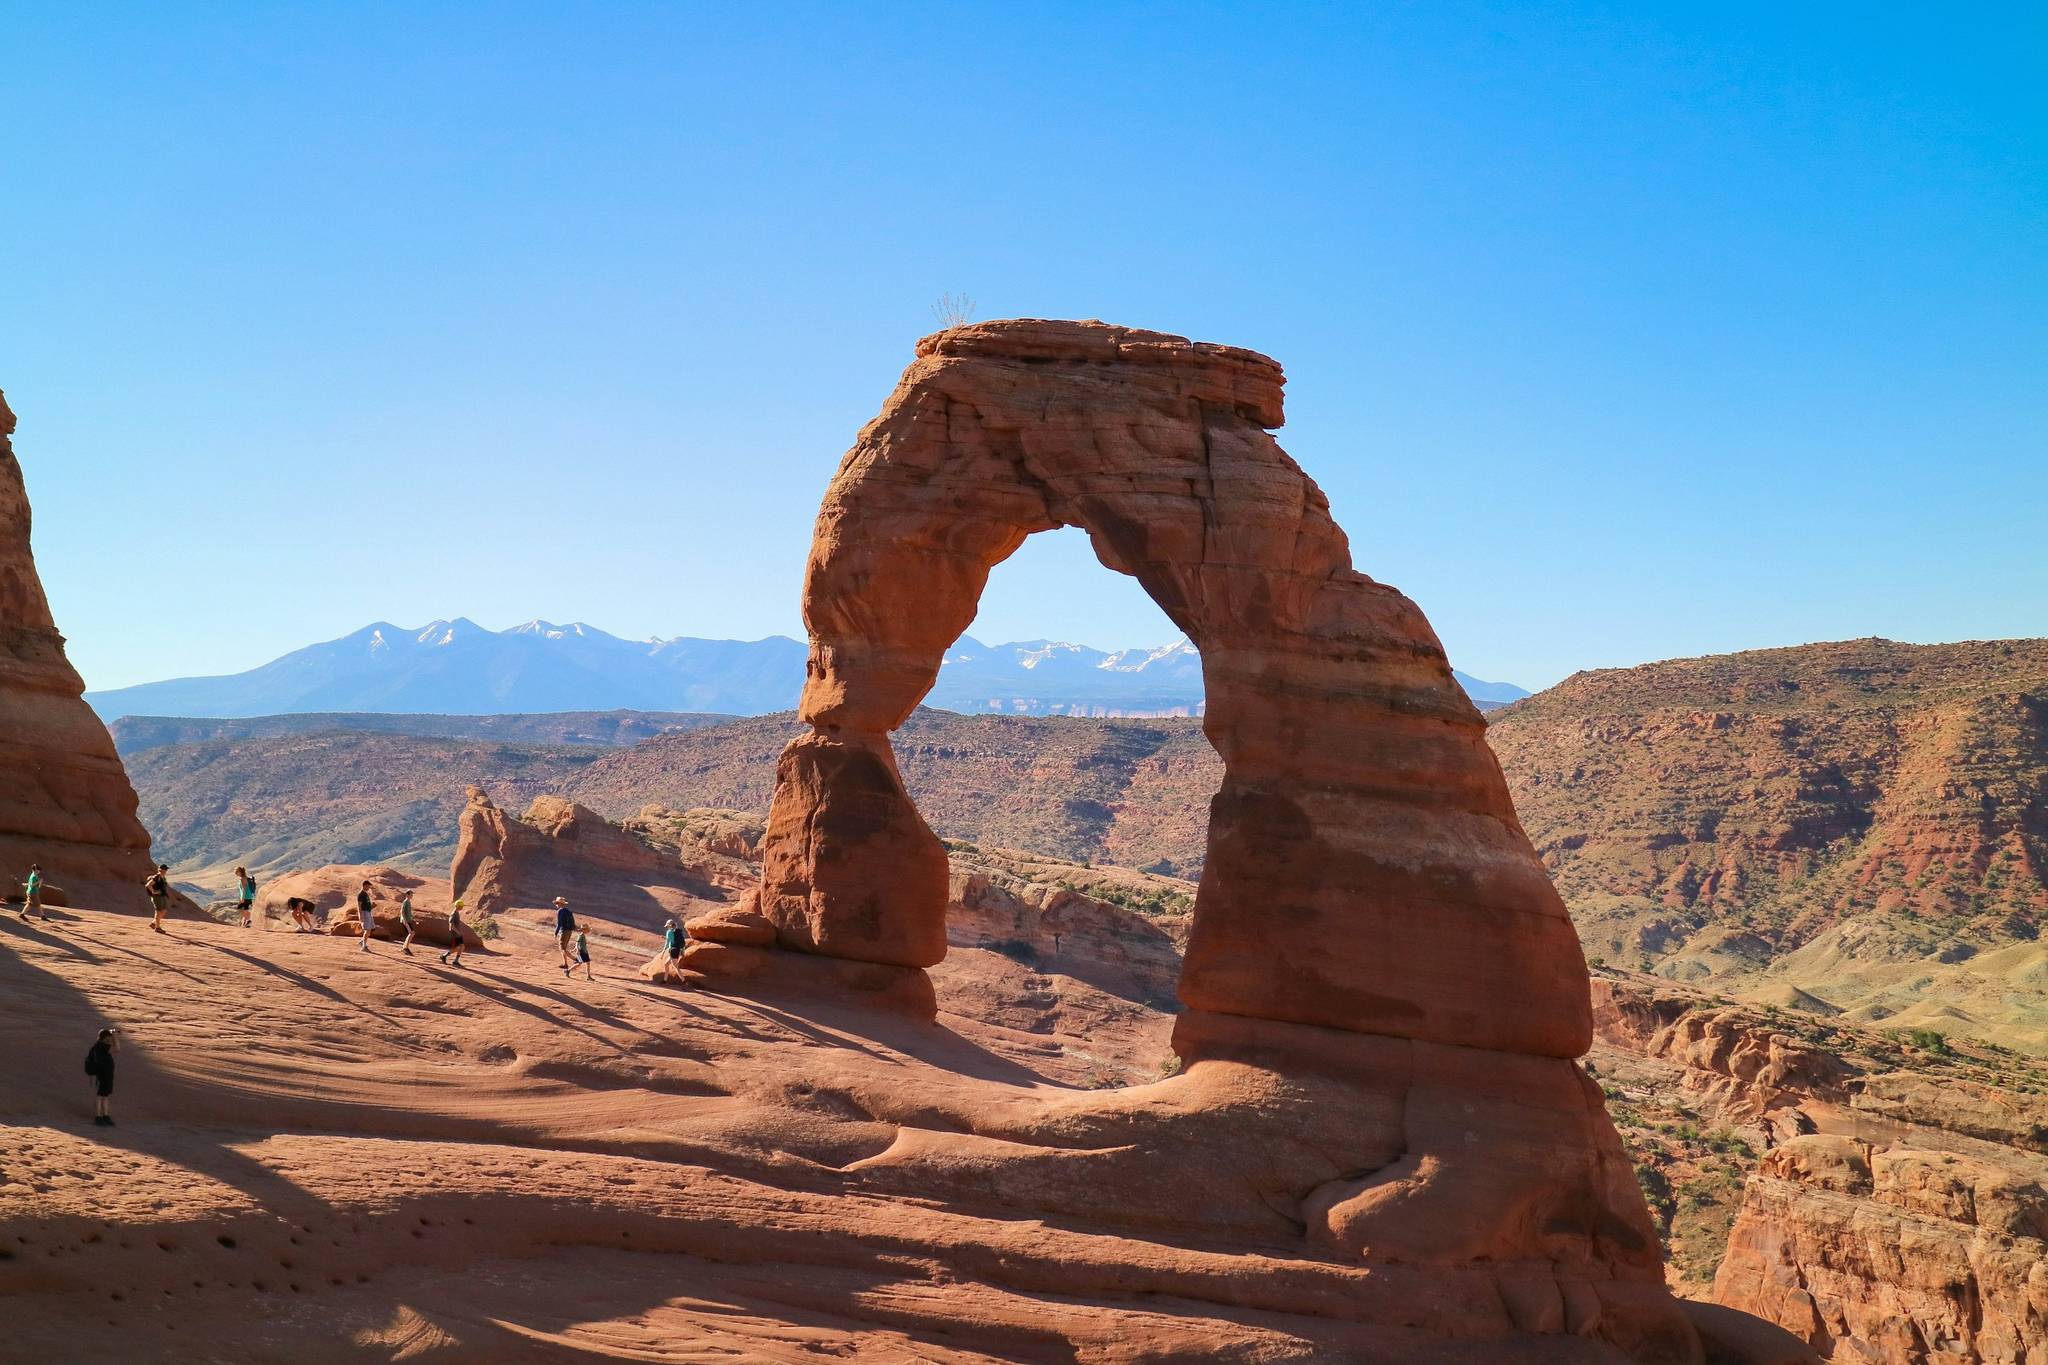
83,1048 -> 97,1076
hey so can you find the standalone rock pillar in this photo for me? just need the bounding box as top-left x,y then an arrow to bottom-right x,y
0,390 -> 158,912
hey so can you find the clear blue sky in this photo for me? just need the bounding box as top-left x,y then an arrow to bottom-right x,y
3,3 -> 2041,692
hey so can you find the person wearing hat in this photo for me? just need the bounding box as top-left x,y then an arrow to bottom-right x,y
85,1027 -> 119,1126
144,864 -> 171,933
553,897 -> 577,973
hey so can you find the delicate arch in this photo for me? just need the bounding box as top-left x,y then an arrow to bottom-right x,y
747,320 -> 1590,1058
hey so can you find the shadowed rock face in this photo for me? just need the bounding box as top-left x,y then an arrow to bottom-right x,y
752,318 -> 1589,1058
0,390 -> 156,910
679,322 -> 1793,1363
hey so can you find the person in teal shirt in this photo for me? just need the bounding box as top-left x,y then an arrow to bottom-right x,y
660,918 -> 686,985
22,864 -> 47,921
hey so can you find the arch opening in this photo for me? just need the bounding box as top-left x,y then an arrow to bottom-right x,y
720,319 -> 1593,1060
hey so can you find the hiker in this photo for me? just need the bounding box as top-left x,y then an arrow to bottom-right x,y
234,865 -> 256,928
553,897 -> 576,973
22,863 -> 48,921
439,900 -> 467,967
574,926 -> 592,980
661,917 -> 686,984
355,881 -> 375,953
286,897 -> 319,932
84,1027 -> 118,1126
397,889 -> 416,955
144,864 -> 170,933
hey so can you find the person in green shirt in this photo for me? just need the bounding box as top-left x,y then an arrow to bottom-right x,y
22,864 -> 48,921
660,918 -> 686,985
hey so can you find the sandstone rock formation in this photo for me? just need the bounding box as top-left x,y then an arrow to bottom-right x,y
449,787 -> 737,932
256,865 -> 481,948
743,319 -> 1590,1048
693,320 -> 1755,1362
1592,979 -> 1852,1135
1716,1132 -> 2048,1363
1585,968 -> 2048,1360
0,389 -> 157,911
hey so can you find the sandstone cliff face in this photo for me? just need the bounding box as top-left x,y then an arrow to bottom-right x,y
1585,972 -> 2048,1363
1489,638 -> 2048,1048
683,320 -> 1750,1363
0,390 -> 156,910
1715,1134 -> 2048,1364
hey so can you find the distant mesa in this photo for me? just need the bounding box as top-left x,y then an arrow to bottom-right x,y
84,619 -> 1526,721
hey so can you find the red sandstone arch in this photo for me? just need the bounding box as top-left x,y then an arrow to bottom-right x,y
731,320 -> 1592,1059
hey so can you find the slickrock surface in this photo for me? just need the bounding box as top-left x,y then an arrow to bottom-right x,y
701,320 -> 1744,1361
1490,638 -> 2048,1048
0,901 -> 1745,1364
0,390 -> 158,911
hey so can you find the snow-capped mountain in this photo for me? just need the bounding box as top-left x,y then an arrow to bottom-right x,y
85,621 -> 1527,720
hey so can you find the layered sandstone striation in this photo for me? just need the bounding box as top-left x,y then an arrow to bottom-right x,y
1715,1130 -> 2048,1363
1585,970 -> 2048,1361
690,320 -> 1765,1362
0,390 -> 157,910
749,319 -> 1590,1049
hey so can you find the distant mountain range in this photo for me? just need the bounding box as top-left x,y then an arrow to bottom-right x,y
85,618 -> 1529,720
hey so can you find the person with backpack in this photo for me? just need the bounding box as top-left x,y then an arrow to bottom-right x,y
233,865 -> 256,928
660,917 -> 686,985
22,863 -> 48,921
574,926 -> 592,980
144,865 -> 171,933
355,881 -> 375,953
84,1028 -> 118,1126
397,889 -> 417,955
439,900 -> 467,967
553,897 -> 576,973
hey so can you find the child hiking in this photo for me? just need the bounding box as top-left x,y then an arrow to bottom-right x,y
21,863 -> 48,921
398,889 -> 416,955
660,917 -> 686,985
574,927 -> 592,980
234,865 -> 256,928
